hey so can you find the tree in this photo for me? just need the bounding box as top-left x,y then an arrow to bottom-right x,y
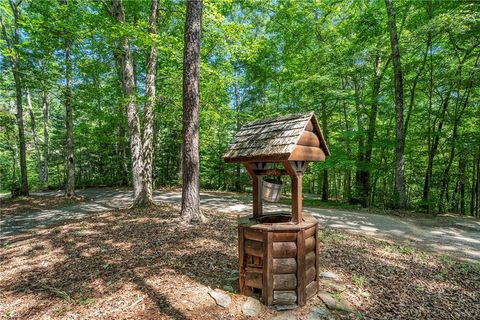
181,0 -> 205,223
0,0 -> 28,196
385,0 -> 406,209
59,0 -> 76,198
109,0 -> 145,205
142,0 -> 159,206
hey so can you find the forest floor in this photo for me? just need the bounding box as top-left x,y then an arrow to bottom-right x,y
1,188 -> 479,261
0,199 -> 479,320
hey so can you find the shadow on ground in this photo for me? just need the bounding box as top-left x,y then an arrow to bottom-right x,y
0,204 -> 238,319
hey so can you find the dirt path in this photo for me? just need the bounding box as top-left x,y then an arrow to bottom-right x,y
1,188 -> 479,261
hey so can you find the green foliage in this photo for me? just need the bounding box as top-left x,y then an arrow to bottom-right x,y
0,0 -> 478,216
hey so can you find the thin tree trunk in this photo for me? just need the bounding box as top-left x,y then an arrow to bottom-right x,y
137,0 -> 159,207
181,0 -> 205,223
477,150 -> 480,217
234,78 -> 241,192
422,92 -> 450,207
26,89 -> 44,183
359,51 -> 389,207
341,81 -> 352,201
352,75 -> 365,202
439,53 -> 479,213
458,157 -> 466,215
1,4 -> 28,196
321,106 -> 329,201
385,0 -> 406,209
42,90 -> 49,183
110,0 -> 145,202
471,154 -> 476,216
64,34 -> 76,197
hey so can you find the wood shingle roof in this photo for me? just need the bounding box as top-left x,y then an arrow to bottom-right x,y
223,112 -> 329,163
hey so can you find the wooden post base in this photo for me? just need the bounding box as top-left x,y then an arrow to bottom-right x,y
238,215 -> 319,306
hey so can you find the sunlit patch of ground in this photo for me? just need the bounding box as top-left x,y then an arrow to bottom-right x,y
0,202 -> 479,319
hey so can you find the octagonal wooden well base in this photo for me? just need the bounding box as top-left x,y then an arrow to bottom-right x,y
238,214 -> 319,306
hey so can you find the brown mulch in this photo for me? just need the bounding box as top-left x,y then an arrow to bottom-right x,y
0,203 -> 479,319
0,196 -> 85,217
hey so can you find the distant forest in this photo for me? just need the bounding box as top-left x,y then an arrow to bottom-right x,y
0,0 -> 479,216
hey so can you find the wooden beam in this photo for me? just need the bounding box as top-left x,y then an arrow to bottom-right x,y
297,229 -> 306,306
253,168 -> 288,176
297,131 -> 320,147
243,162 -> 263,217
224,153 -> 289,163
289,145 -> 325,161
263,231 -> 273,305
283,160 -> 303,224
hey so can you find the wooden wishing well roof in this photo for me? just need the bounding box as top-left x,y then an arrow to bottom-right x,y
223,112 -> 330,163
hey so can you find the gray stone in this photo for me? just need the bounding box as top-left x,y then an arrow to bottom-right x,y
208,291 -> 231,308
320,279 -> 347,292
319,272 -> 340,281
274,304 -> 298,311
307,306 -> 334,320
318,291 -> 354,312
242,297 -> 262,317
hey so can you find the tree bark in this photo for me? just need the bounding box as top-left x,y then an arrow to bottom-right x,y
137,0 -> 159,207
438,53 -> 479,213
1,2 -> 28,196
422,91 -> 450,207
477,150 -> 480,217
358,51 -> 388,207
458,157 -> 466,215
234,77 -> 241,192
341,78 -> 352,201
42,90 -> 49,183
352,74 -> 365,203
181,0 -> 205,223
385,0 -> 406,209
321,106 -> 329,201
26,89 -> 44,183
471,154 -> 476,216
110,0 -> 145,202
63,28 -> 76,197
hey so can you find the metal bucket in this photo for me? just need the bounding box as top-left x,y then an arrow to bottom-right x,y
263,179 -> 284,202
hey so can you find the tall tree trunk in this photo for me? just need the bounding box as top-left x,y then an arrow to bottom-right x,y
422,91 -> 450,207
137,0 -> 159,207
1,3 -> 28,196
26,89 -> 44,183
438,53 -> 479,213
63,34 -> 76,197
341,79 -> 352,201
181,0 -> 205,223
471,154 -> 476,216
458,157 -> 466,215
477,150 -> 480,217
234,78 -> 241,192
42,90 -> 49,183
385,0 -> 406,209
110,0 -> 145,202
352,75 -> 365,202
321,106 -> 329,201
359,51 -> 388,207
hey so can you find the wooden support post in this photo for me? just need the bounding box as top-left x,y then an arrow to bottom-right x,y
238,226 -> 246,294
283,161 -> 306,224
263,231 -> 273,305
297,229 -> 306,305
244,162 -> 268,218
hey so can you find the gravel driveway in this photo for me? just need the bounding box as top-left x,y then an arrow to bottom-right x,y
1,188 -> 479,261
